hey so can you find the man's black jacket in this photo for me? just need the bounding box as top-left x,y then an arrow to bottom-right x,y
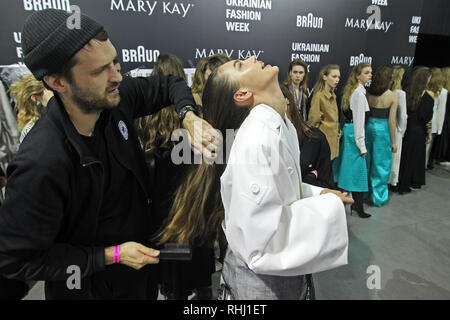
0,75 -> 195,299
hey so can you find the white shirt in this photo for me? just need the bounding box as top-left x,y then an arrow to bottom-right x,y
220,104 -> 348,277
394,89 -> 408,135
432,88 -> 448,134
350,84 -> 370,154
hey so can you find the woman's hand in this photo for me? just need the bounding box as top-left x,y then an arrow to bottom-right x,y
320,189 -> 354,204
105,242 -> 160,270
360,152 -> 367,157
392,144 -> 398,153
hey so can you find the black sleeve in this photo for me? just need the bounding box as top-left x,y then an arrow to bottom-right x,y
118,75 -> 196,119
316,132 -> 336,189
0,150 -> 104,282
420,93 -> 435,125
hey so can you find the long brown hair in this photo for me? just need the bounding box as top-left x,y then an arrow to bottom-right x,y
280,84 -> 315,143
367,65 -> 393,96
341,62 -> 371,111
157,68 -> 251,246
9,74 -> 45,131
136,53 -> 185,152
402,66 -> 432,111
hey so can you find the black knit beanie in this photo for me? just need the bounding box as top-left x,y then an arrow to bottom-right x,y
22,9 -> 104,80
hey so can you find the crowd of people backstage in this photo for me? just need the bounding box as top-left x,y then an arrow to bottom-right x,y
1,8 -> 449,301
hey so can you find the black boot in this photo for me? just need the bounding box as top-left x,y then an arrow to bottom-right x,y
351,192 -> 371,218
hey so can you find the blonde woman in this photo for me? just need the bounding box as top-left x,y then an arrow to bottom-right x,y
9,74 -> 53,143
388,66 -> 408,190
308,64 -> 341,160
334,63 -> 372,218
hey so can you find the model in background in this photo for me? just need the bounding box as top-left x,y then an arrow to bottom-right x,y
429,67 -> 450,164
308,64 -> 341,162
282,84 -> 335,189
191,54 -> 231,107
365,66 -> 398,207
284,58 -> 309,121
9,74 -> 53,143
427,68 -> 447,169
398,67 -> 433,194
388,66 -> 408,191
334,62 -> 372,218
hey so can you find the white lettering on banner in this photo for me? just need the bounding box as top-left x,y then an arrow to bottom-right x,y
163,2 -> 193,18
16,47 -> 23,58
409,16 -> 421,43
372,0 -> 388,6
291,54 -> 320,63
195,49 -> 235,59
110,1 -> 192,17
296,13 -> 323,29
350,54 -> 373,66
345,17 -> 393,32
110,0 -> 158,15
412,16 -> 421,24
194,48 -> 264,60
225,0 -> 272,10
13,32 -> 21,44
391,56 -> 414,66
226,21 -> 250,32
292,42 -> 329,53
23,0 -> 71,11
226,9 -> 261,21
122,46 -> 160,63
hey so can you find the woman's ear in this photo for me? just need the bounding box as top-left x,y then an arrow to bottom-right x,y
233,89 -> 253,105
30,94 -> 39,103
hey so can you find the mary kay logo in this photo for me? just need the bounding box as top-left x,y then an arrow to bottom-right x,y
345,4 -> 393,33
195,48 -> 264,60
391,56 -> 414,67
110,0 -> 194,18
23,0 -> 71,11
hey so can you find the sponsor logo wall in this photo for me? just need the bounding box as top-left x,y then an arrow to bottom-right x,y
0,0 -> 424,94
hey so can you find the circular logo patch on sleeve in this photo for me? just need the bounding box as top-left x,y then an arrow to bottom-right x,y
118,120 -> 128,140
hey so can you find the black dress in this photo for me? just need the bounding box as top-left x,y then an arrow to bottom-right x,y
299,127 -> 336,189
430,94 -> 450,162
398,93 -> 434,192
147,136 -> 215,299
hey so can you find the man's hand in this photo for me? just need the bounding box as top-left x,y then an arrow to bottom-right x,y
182,110 -> 222,161
105,242 -> 159,270
320,189 -> 354,205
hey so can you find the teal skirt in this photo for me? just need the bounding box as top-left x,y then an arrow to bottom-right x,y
365,117 -> 392,206
334,123 -> 368,192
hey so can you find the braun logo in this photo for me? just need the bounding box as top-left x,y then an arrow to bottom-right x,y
122,46 -> 160,63
296,13 -> 323,29
372,0 -> 388,6
391,56 -> 414,67
350,54 -> 372,66
23,0 -> 71,11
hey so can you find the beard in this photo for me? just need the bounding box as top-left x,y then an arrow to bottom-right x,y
70,81 -> 121,114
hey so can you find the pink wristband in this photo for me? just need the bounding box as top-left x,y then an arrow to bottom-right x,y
311,170 -> 318,179
113,245 -> 120,264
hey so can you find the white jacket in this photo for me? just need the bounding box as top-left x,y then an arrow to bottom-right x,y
432,88 -> 448,134
220,104 -> 348,277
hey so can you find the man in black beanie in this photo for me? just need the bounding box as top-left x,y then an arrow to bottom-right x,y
0,9 -> 216,299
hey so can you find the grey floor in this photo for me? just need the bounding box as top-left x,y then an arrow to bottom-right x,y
24,164 -> 450,300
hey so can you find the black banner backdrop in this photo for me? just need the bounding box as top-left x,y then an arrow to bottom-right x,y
0,0 -> 424,91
